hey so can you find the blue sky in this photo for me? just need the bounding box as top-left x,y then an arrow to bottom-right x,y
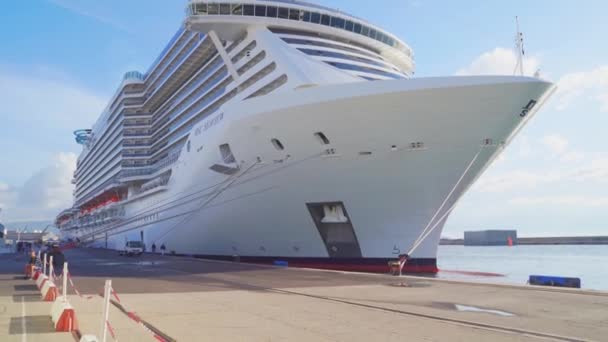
0,0 -> 607,236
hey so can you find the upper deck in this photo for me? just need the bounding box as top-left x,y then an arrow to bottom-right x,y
186,0 -> 414,72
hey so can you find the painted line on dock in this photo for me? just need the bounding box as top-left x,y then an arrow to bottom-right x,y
273,288 -> 587,341
271,288 -> 588,342
145,264 -> 587,342
21,296 -> 27,342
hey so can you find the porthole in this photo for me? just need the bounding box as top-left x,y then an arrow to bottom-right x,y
271,138 -> 284,151
314,132 -> 330,145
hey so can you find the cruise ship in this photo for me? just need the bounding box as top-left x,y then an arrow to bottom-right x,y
56,0 -> 554,273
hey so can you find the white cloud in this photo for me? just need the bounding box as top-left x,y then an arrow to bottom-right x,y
456,47 -> 541,76
1,153 -> 76,222
541,134 -> 569,155
474,154 -> 608,193
555,65 -> 608,112
571,157 -> 608,183
509,195 -> 608,207
474,169 -> 560,193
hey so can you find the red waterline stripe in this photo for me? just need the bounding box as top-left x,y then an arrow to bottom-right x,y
284,262 -> 439,274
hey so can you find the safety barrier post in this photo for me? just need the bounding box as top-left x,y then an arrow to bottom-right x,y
62,262 -> 68,298
49,256 -> 54,279
100,280 -> 111,342
43,253 -> 47,275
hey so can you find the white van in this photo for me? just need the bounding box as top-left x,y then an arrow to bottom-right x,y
121,241 -> 144,256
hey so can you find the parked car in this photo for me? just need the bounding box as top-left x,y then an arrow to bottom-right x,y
120,241 -> 144,256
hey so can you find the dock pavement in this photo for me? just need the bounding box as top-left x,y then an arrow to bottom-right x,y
1,247 -> 607,341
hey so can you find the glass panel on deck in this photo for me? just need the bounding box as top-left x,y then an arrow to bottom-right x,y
220,4 -> 231,15
231,4 -> 243,15
278,7 -> 289,19
331,17 -> 345,28
195,3 -> 207,14
243,4 -> 254,16
345,20 -> 354,31
267,6 -> 278,17
354,23 -> 362,33
310,12 -> 321,24
289,9 -> 300,20
369,29 -> 377,39
303,11 -> 311,22
255,5 -> 266,16
361,26 -> 369,36
321,14 -> 330,26
208,3 -> 219,15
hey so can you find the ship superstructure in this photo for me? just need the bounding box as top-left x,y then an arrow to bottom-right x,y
56,0 -> 554,273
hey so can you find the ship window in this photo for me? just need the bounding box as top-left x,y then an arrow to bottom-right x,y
369,29 -> 377,39
327,62 -> 404,79
376,32 -> 384,42
310,12 -> 321,24
255,5 -> 266,17
231,4 -> 242,15
361,26 -> 369,36
303,11 -> 311,22
278,7 -> 289,19
195,3 -> 207,14
207,3 -> 219,15
354,23 -> 362,33
331,17 -> 345,29
345,20 -> 354,31
220,4 -> 231,15
187,140 -> 191,152
289,9 -> 300,21
243,4 -> 254,16
314,132 -> 330,145
271,138 -> 285,151
321,14 -> 330,26
266,6 -> 277,18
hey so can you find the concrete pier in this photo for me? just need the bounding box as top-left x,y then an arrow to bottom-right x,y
1,248 -> 606,341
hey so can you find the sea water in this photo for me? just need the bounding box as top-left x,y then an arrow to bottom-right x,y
437,245 -> 608,291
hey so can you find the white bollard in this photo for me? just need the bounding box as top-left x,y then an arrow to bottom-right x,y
49,256 -> 54,279
43,253 -> 47,275
100,280 -> 112,342
63,262 -> 68,299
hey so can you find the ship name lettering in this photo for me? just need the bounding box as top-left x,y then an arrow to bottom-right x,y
195,112 -> 224,136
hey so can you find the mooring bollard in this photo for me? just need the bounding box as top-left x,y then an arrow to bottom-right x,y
100,280 -> 112,342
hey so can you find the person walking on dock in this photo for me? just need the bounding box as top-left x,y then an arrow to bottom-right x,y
152,243 -> 157,254
160,243 -> 166,256
25,250 -> 36,279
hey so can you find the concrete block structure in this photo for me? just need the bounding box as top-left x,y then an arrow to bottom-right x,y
464,230 -> 517,246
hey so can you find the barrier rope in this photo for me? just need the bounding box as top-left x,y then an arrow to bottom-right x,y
66,273 -> 95,300
36,263 -> 174,341
106,320 -> 117,341
109,286 -> 173,342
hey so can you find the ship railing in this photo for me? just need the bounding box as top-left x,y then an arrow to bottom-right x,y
74,176 -> 123,207
120,150 -> 181,179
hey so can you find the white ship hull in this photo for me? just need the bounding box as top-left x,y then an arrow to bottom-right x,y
69,76 -> 553,272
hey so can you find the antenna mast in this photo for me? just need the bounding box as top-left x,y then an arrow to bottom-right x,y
514,16 -> 525,76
